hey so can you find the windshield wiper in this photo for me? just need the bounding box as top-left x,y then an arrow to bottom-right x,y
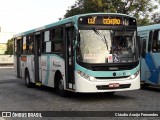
93,28 -> 108,50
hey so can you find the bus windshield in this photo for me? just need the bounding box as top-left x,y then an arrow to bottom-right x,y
78,28 -> 137,64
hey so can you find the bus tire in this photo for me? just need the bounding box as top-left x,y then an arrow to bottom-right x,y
25,70 -> 34,88
55,72 -> 67,97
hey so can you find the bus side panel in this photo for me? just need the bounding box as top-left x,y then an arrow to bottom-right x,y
21,56 -> 26,79
140,58 -> 146,82
51,55 -> 65,88
41,55 -> 65,88
27,55 -> 35,83
41,55 -> 53,87
15,55 -> 22,78
145,53 -> 160,85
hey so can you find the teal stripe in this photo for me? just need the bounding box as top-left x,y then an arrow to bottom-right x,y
44,56 -> 50,85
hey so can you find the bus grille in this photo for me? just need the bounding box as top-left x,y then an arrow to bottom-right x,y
90,65 -> 136,71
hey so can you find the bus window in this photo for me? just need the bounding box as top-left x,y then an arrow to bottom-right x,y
152,30 -> 160,52
42,31 -> 51,53
23,37 -> 27,54
26,35 -> 34,54
51,27 -> 63,52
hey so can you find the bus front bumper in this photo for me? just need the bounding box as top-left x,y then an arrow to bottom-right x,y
75,72 -> 140,93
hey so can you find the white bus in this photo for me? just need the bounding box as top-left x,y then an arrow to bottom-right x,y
14,13 -> 140,96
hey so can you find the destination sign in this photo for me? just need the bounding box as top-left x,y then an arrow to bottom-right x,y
87,17 -> 121,25
78,15 -> 136,26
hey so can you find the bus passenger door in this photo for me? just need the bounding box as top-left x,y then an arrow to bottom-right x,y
65,27 -> 75,90
34,33 -> 42,85
16,39 -> 22,78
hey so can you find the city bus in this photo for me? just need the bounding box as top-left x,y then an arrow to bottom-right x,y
138,24 -> 160,87
13,13 -> 140,96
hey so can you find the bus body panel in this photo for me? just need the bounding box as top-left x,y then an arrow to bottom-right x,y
41,54 -> 65,88
138,24 -> 160,86
142,53 -> 160,85
75,63 -> 140,92
20,55 -> 35,83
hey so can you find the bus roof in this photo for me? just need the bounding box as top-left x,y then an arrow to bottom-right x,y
138,24 -> 160,32
14,13 -> 136,38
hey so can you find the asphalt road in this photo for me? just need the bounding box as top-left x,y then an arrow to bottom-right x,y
0,67 -> 160,120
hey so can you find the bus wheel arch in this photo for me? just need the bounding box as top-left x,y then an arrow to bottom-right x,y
54,70 -> 67,97
25,68 -> 33,88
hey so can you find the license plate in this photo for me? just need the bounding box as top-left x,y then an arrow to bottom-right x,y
109,83 -> 119,88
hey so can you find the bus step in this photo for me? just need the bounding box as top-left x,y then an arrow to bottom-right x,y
36,82 -> 42,86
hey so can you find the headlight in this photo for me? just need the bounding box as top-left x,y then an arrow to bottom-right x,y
77,71 -> 95,81
128,70 -> 140,80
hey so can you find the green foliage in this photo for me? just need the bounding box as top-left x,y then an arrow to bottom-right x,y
5,38 -> 13,55
151,12 -> 160,24
64,0 -> 160,26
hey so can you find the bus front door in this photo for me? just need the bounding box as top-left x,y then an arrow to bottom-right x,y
65,27 -> 75,91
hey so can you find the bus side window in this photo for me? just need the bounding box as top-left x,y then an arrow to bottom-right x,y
22,37 -> 26,54
51,27 -> 63,53
42,31 -> 51,53
157,30 -> 160,51
26,35 -> 34,54
152,30 -> 160,52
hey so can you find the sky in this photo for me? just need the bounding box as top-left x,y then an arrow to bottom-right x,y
0,0 -> 76,33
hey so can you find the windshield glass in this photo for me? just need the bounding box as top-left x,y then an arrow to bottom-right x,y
77,28 -> 137,64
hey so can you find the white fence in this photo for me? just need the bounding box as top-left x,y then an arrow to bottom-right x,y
0,55 -> 14,64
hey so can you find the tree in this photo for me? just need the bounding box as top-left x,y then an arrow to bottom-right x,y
5,38 -> 13,55
64,0 -> 160,26
152,12 -> 160,24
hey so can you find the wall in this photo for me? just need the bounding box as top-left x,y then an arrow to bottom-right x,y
0,55 -> 14,65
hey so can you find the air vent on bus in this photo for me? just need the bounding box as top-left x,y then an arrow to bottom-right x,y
90,65 -> 137,71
